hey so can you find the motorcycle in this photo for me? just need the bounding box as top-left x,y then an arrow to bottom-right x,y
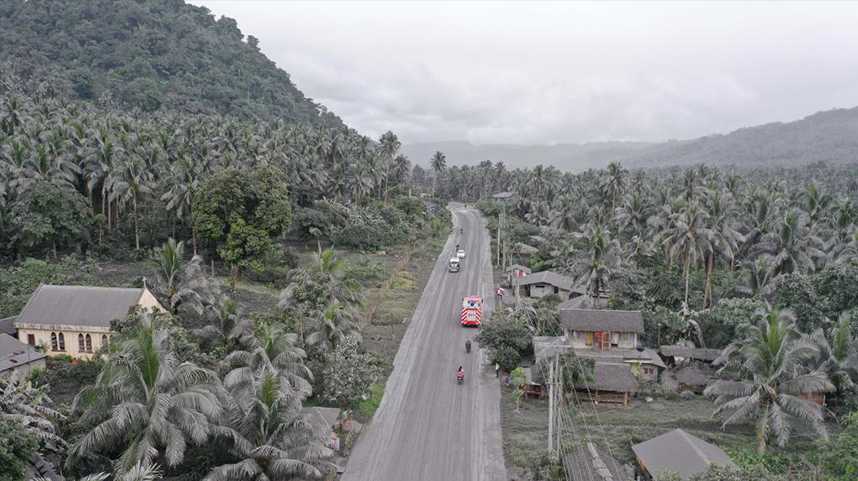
456,370 -> 465,384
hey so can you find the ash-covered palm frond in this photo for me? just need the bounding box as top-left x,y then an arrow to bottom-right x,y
0,378 -> 66,450
704,306 -> 833,453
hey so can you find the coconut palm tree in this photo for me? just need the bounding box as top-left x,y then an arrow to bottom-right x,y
224,322 -> 312,399
660,201 -> 713,308
705,307 -> 834,453
751,209 -> 825,277
306,301 -> 361,353
429,151 -> 447,196
0,378 -> 66,449
205,364 -> 329,481
67,313 -> 223,473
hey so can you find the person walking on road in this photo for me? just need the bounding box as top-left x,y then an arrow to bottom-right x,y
495,362 -> 500,378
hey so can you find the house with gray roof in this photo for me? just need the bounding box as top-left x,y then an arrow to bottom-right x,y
0,333 -> 46,380
13,284 -> 164,359
632,429 -> 736,481
517,270 -> 580,299
659,345 -> 722,365
0,316 -> 16,336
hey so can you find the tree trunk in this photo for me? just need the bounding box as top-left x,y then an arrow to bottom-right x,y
133,193 -> 140,251
704,252 -> 714,308
684,251 -> 691,307
757,401 -> 770,454
230,265 -> 239,291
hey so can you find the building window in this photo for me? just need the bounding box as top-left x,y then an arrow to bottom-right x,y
50,332 -> 58,351
58,333 -> 65,351
611,332 -> 620,347
78,334 -> 85,352
85,334 -> 92,352
27,334 -> 35,346
102,335 -> 109,348
585,332 -> 593,346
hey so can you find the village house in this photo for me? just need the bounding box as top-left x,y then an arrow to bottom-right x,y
560,308 -> 667,405
517,270 -> 579,299
13,284 -> 165,360
0,333 -> 47,380
632,429 -> 736,481
504,264 -> 532,287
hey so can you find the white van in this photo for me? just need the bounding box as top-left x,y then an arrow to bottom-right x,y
448,257 -> 461,273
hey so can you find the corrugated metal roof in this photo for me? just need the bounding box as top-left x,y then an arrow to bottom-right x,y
659,345 -> 722,362
0,316 -> 16,335
16,285 -> 145,328
632,429 -> 736,481
0,333 -> 46,373
518,270 -> 575,290
560,308 -> 644,334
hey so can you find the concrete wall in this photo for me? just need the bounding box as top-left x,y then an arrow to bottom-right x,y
17,328 -> 110,360
570,330 -> 637,349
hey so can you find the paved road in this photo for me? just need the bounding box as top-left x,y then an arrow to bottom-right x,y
342,206 -> 507,481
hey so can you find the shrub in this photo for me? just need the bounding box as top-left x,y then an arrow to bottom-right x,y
0,418 -> 37,481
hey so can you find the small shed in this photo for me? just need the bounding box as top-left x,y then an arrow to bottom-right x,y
520,367 -> 545,399
576,362 -> 639,406
518,270 -> 576,299
632,429 -> 736,481
659,345 -> 722,366
674,366 -> 713,394
0,333 -> 47,381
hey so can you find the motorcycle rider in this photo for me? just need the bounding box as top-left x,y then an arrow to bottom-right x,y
465,339 -> 472,353
457,365 -> 464,380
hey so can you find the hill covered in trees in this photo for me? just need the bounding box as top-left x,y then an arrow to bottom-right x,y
406,106 -> 858,170
0,0 -> 343,127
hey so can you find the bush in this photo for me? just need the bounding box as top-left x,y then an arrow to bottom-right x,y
355,383 -> 385,420
317,337 -> 385,407
476,313 -> 532,371
0,418 -> 37,481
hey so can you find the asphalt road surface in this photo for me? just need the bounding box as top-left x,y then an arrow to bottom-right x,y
342,206 -> 507,481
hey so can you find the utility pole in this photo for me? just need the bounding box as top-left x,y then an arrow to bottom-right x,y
548,353 -> 555,454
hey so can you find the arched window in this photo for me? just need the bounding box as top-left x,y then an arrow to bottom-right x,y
85,334 -> 92,352
58,333 -> 65,351
78,334 -> 85,352
102,335 -> 109,348
50,332 -> 58,351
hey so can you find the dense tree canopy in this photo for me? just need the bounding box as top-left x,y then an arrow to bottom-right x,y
0,0 -> 343,127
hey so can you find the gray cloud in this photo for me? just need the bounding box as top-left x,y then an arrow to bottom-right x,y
192,1 -> 858,145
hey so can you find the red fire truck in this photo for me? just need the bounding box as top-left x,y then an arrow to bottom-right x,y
460,295 -> 482,327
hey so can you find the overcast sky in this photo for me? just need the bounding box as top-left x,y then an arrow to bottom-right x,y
193,1 -> 858,145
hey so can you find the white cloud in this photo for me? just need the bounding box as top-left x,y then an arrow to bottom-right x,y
191,1 -> 858,144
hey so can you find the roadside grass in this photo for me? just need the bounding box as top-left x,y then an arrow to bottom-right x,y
356,382 -> 385,419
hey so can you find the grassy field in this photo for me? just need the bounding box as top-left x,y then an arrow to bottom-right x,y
500,387 -> 761,479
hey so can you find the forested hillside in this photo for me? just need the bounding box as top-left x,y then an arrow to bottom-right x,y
407,107 -> 858,170
0,0 -> 343,127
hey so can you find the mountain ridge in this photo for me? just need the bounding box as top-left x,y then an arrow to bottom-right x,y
404,106 -> 858,170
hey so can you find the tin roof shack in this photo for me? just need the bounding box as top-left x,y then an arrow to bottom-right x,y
674,366 -> 714,394
0,333 -> 46,381
577,362 -> 640,406
517,270 -> 578,300
659,345 -> 721,367
632,429 -> 736,481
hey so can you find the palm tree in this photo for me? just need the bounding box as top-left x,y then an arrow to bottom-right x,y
0,378 -> 66,449
154,238 -> 184,301
701,189 -> 741,307
751,209 -> 824,277
161,155 -> 203,255
572,222 -> 621,301
430,151 -> 446,197
205,364 -> 329,481
306,301 -> 361,353
68,313 -> 223,473
808,313 -> 857,395
224,322 -> 313,399
705,307 -> 834,453
660,201 -> 713,309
